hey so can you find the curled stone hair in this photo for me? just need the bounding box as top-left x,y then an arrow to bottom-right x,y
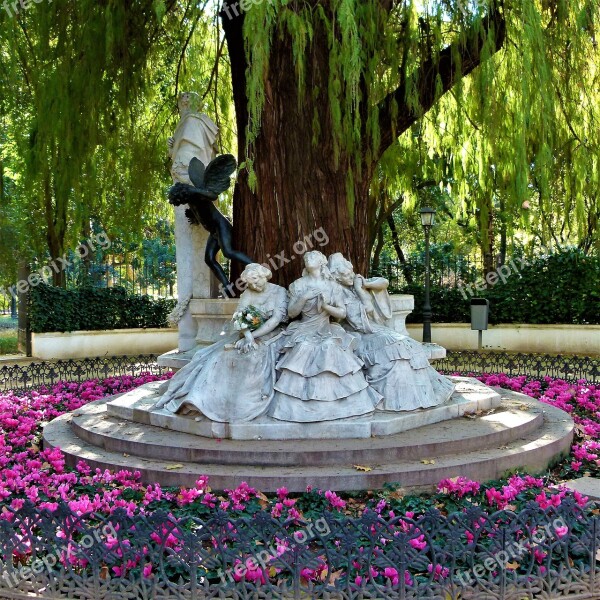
302,250 -> 333,279
241,263 -> 273,282
328,252 -> 353,279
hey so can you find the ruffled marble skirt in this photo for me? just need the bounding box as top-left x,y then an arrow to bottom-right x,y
159,329 -> 283,422
357,329 -> 455,411
269,321 -> 381,422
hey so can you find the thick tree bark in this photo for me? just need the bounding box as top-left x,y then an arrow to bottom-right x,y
221,1 -> 506,287
222,5 -> 373,286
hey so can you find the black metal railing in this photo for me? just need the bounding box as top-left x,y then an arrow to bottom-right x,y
0,499 -> 598,599
0,355 -> 168,394
1,352 -> 598,394
437,351 -> 600,384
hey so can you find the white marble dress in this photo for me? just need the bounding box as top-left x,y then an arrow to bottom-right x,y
340,286 -> 455,411
269,278 -> 381,422
158,283 -> 288,422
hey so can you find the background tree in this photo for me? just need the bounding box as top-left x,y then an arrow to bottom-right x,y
1,0 -> 599,293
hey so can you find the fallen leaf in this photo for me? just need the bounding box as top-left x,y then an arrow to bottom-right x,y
463,411 -> 477,419
505,561 -> 520,570
325,569 -> 344,585
421,459 -> 435,465
99,565 -> 110,580
353,465 -> 372,472
123,453 -> 130,457
518,404 -> 530,411
165,464 -> 184,470
257,492 -> 269,509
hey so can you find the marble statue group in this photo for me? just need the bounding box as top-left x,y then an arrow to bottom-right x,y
157,91 -> 454,425
155,250 -> 454,423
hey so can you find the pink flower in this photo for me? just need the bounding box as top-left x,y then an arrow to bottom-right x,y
324,490 -> 346,510
555,525 -> 569,538
383,567 -> 399,585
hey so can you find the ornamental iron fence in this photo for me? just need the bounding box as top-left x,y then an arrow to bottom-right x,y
437,351 -> 600,384
0,499 -> 598,599
1,352 -> 598,394
0,355 -> 168,394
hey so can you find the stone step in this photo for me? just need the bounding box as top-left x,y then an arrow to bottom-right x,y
69,396 -> 544,467
43,390 -> 574,492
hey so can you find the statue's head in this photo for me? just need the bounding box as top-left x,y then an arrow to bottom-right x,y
241,263 -> 272,292
302,250 -> 332,279
178,91 -> 201,115
328,253 -> 355,286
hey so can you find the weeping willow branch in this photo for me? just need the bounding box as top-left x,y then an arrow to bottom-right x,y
378,1 -> 507,153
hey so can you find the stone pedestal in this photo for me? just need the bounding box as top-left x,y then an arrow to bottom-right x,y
173,206 -> 214,352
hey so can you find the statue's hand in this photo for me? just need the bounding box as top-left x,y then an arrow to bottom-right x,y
235,337 -> 257,353
353,275 -> 365,292
302,288 -> 321,302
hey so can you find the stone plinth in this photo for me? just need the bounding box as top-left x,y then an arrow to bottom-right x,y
173,206 -> 215,352
43,384 -> 574,492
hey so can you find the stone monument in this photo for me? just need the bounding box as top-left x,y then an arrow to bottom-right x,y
166,92 -> 220,353
42,131 -> 575,492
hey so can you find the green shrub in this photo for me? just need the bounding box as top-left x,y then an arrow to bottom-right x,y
399,249 -> 600,325
29,284 -> 176,333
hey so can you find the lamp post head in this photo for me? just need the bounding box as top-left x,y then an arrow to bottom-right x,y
419,207 -> 436,229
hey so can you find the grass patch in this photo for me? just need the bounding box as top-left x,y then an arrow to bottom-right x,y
0,329 -> 18,355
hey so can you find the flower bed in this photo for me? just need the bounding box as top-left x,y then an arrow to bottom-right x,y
0,372 -> 598,516
0,372 -> 599,593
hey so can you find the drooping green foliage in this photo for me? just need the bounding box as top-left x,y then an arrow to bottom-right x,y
1,0 -> 599,294
241,0 -> 600,255
0,0 -> 234,286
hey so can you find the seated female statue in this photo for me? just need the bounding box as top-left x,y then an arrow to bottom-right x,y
327,253 -> 454,411
269,251 -> 381,422
155,263 -> 288,422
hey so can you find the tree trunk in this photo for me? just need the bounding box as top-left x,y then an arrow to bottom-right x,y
480,195 -> 495,282
223,9 -> 374,287
387,215 -> 413,285
221,2 -> 505,288
43,170 -> 67,288
371,227 -> 385,273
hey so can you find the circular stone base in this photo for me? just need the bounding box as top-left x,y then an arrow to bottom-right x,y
43,380 -> 574,492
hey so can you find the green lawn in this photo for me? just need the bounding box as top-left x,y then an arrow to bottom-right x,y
0,315 -> 18,355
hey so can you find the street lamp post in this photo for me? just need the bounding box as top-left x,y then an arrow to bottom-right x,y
420,207 -> 436,344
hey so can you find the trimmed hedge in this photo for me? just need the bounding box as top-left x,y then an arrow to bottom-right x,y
29,285 -> 176,333
400,250 -> 600,325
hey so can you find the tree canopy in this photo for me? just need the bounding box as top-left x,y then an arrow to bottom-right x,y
0,0 -> 598,289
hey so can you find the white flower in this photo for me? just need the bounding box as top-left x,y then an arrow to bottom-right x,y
240,323 -> 248,329
246,314 -> 254,322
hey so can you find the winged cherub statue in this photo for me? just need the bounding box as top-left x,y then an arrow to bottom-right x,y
169,155 -> 253,296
